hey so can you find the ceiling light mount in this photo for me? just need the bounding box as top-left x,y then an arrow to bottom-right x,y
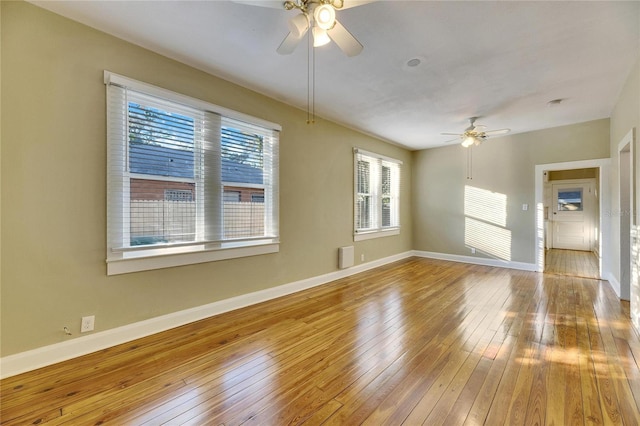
547,98 -> 564,107
283,0 -> 345,13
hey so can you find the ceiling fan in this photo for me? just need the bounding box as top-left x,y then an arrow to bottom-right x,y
442,117 -> 511,147
235,0 -> 370,57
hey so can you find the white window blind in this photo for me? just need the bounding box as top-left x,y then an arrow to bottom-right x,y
105,72 -> 280,274
354,148 -> 401,239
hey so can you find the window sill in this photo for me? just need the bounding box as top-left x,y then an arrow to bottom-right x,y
354,228 -> 400,242
107,242 -> 279,275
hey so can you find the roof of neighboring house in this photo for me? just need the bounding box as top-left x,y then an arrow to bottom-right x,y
221,157 -> 263,185
129,143 -> 263,185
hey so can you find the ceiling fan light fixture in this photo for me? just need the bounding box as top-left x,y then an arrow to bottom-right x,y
461,136 -> 475,148
312,26 -> 331,47
288,13 -> 309,37
461,136 -> 479,148
314,4 -> 336,30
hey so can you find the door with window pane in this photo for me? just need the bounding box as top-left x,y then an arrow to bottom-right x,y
551,183 -> 593,250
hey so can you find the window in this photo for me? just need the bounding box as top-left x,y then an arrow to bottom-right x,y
165,190 -> 194,202
251,193 -> 265,203
105,72 -> 280,275
557,188 -> 583,211
354,148 -> 401,241
223,190 -> 241,202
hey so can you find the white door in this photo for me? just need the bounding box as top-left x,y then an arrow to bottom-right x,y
551,183 -> 593,251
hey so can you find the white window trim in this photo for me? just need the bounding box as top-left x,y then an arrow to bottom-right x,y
105,71 -> 280,275
104,72 -> 281,132
107,242 -> 279,275
353,148 -> 402,241
354,228 -> 400,241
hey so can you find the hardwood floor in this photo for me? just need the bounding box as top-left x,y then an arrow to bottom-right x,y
2,257 -> 640,425
545,249 -> 600,279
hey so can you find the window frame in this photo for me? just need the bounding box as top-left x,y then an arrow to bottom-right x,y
105,71 -> 281,275
353,148 -> 401,241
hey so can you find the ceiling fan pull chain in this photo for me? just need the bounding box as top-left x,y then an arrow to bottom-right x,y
311,40 -> 316,123
306,30 -> 316,124
306,30 -> 313,124
467,147 -> 473,180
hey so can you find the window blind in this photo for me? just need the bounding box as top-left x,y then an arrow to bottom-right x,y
354,148 -> 401,235
106,73 -> 279,264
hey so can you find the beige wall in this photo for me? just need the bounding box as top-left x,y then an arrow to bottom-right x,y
412,119 -> 610,264
0,2 -> 412,356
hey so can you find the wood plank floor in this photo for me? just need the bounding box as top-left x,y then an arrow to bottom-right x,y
545,249 -> 600,280
2,257 -> 640,425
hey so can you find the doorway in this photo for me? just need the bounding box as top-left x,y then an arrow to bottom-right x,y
534,159 -> 610,279
544,170 -> 598,278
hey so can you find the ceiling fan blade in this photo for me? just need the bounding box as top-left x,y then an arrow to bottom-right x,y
443,137 -> 461,144
441,132 -> 461,136
484,129 -> 511,136
231,1 -> 285,9
328,20 -> 363,57
472,125 -> 486,131
339,0 -> 378,9
277,31 -> 305,55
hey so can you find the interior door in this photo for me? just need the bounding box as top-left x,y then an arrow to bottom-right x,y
551,183 -> 592,251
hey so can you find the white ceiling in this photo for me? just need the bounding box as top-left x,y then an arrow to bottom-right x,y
30,0 -> 640,150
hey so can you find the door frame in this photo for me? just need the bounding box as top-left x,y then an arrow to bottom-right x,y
618,129 -> 635,304
534,158 -> 610,277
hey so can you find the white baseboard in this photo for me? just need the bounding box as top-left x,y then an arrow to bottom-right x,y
0,251 -> 413,379
412,250 -> 537,272
604,271 -> 622,298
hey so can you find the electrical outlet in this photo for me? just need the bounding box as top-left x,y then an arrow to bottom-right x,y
471,248 -> 476,254
361,254 -> 365,262
81,315 -> 95,333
